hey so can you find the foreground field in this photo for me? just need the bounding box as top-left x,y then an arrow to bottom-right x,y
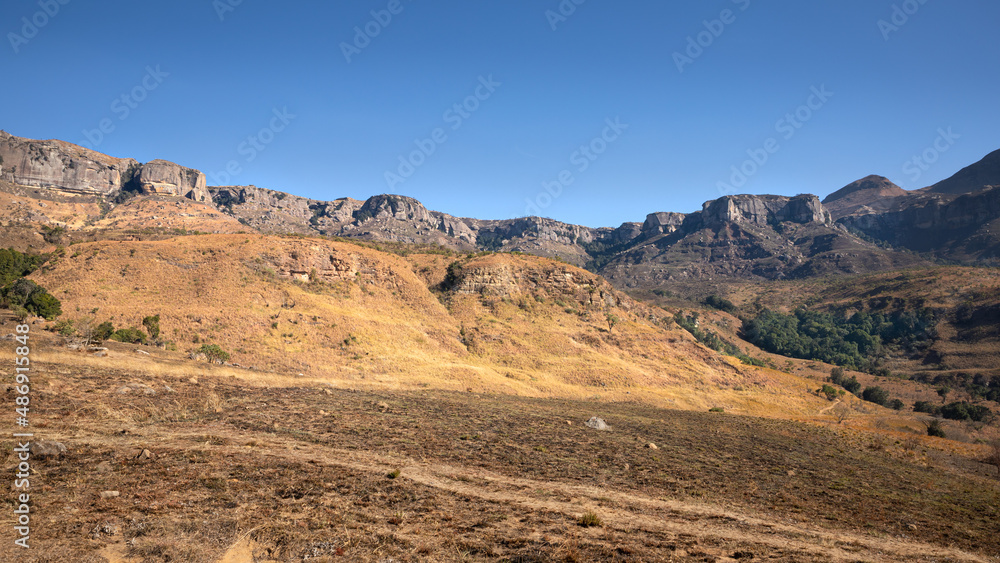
2,347 -> 998,562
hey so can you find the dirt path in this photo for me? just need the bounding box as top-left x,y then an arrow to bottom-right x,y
818,398 -> 841,415
153,428 -> 992,563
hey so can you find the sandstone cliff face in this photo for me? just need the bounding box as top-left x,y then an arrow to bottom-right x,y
137,160 -> 209,202
700,194 -> 831,228
0,130 -> 137,195
642,212 -> 685,235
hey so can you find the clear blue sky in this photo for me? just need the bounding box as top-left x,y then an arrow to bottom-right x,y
3,0 -> 998,227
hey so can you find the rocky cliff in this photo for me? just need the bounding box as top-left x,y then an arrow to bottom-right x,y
0,131 -> 210,202
0,130 -> 137,196
137,160 -> 210,202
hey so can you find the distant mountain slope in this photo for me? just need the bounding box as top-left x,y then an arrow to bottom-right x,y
823,175 -> 907,220
2,129 -> 998,288
923,148 -> 1000,195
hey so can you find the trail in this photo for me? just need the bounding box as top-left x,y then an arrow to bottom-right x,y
156,428 -> 992,563
818,398 -> 841,415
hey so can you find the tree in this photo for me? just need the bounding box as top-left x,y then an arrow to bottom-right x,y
926,419 -> 946,438
829,366 -> 845,385
1,278 -> 62,320
842,375 -> 862,395
937,386 -> 950,403
198,344 -> 231,364
861,386 -> 890,406
605,312 -> 619,332
142,315 -> 161,340
111,327 -> 147,345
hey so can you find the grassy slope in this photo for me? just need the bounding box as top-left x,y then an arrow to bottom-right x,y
28,234 -> 830,416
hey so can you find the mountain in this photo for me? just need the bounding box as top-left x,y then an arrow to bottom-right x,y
922,148 -> 1000,195
2,129 -> 998,282
822,175 -> 908,220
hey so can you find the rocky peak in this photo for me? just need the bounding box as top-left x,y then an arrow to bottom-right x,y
354,194 -> 433,224
137,159 -> 209,202
642,212 -> 685,235
823,175 -> 905,204
701,194 -> 830,228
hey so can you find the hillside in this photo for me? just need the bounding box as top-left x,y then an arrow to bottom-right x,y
26,234 -> 830,415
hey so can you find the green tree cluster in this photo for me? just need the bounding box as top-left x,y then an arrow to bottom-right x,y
741,307 -> 936,372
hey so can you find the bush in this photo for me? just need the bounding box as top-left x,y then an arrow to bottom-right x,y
820,384 -> 842,401
842,375 -> 861,395
198,344 -> 231,364
111,327 -> 147,344
93,321 -> 115,342
142,315 -> 160,340
889,398 -> 905,411
703,295 -> 736,314
1,278 -> 62,320
709,407 -> 725,413
913,400 -> 940,416
926,419 -> 946,438
861,386 -> 890,406
577,511 -> 602,527
53,319 -> 75,336
829,366 -> 845,385
940,402 -> 992,422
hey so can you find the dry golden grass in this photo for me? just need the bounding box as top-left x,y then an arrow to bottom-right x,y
23,234 -> 837,418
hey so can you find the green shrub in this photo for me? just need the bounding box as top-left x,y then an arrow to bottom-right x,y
842,376 -> 861,395
861,386 -> 890,406
926,419 -> 946,438
820,384 -> 842,401
829,366 -> 845,385
93,321 -> 115,342
111,327 -> 147,344
142,315 -> 161,340
709,407 -> 725,413
53,319 -> 75,336
703,295 -> 737,314
889,398 -> 905,411
198,344 -> 231,364
914,401 -> 941,415
940,402 -> 992,422
1,278 -> 62,320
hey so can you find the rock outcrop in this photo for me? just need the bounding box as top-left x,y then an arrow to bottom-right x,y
0,130 -> 137,195
137,160 -> 209,202
642,212 -> 685,235
700,194 -> 831,228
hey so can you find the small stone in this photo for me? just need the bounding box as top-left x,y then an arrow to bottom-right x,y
135,449 -> 153,460
907,523 -> 918,531
30,441 -> 67,458
646,442 -> 658,450
189,377 -> 199,384
585,417 -> 609,431
100,491 -> 120,500
135,349 -> 150,355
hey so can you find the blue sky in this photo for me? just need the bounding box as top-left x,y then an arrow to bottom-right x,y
3,0 -> 998,227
